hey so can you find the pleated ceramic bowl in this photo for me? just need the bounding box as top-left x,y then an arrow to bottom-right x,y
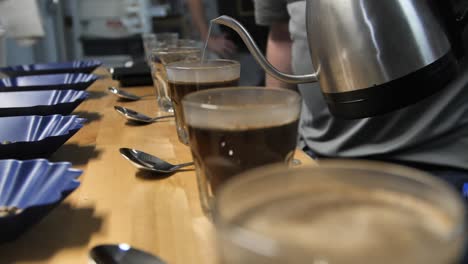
0,73 -> 98,92
0,89 -> 88,117
0,60 -> 101,77
0,115 -> 86,159
0,159 -> 82,243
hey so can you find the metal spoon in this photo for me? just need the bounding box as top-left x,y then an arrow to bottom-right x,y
108,87 -> 143,101
120,148 -> 194,173
114,106 -> 174,124
89,243 -> 166,264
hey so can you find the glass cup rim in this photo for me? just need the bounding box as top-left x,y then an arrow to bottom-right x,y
151,46 -> 201,56
144,32 -> 179,38
142,33 -> 156,39
154,32 -> 179,37
165,59 -> 240,71
142,32 -> 179,43
214,159 -> 466,247
182,86 -> 301,112
142,32 -> 179,39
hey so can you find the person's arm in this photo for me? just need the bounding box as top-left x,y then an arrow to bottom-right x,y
186,0 -> 210,39
266,22 -> 296,89
186,0 -> 237,58
253,0 -> 295,89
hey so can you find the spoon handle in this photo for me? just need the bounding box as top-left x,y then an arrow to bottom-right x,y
152,115 -> 175,121
173,162 -> 195,170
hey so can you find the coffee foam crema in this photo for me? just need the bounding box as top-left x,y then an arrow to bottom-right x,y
166,61 -> 240,84
186,106 -> 300,130
184,88 -> 301,130
233,186 -> 458,264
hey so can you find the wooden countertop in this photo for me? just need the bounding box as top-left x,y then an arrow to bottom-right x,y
0,69 -> 316,264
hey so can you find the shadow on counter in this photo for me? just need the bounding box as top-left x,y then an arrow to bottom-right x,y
136,168 -> 194,180
0,203 -> 104,263
50,144 -> 102,166
73,111 -> 103,124
86,91 -> 108,100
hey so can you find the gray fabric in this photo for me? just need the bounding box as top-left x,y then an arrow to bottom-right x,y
254,0 -> 303,26
210,50 -> 265,85
254,0 -> 290,26
234,52 -> 265,86
256,0 -> 468,170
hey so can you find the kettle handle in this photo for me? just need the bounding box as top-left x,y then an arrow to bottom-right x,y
434,0 -> 468,59
457,6 -> 468,28
212,16 -> 318,84
450,3 -> 468,59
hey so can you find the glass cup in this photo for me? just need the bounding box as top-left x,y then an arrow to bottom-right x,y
151,45 -> 201,113
142,33 -> 157,66
177,39 -> 202,48
182,87 -> 302,214
142,33 -> 179,64
214,160 -> 466,264
155,33 -> 179,46
142,33 -> 179,67
166,60 -> 241,145
142,33 -> 180,112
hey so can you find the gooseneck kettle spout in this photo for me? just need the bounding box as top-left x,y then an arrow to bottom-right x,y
212,15 -> 318,84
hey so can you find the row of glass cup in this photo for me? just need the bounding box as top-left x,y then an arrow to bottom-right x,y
142,33 -> 466,263
143,33 -> 198,113
143,33 -> 302,213
143,33 -> 304,213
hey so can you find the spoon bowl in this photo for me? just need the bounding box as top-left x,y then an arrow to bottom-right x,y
108,87 -> 142,101
89,244 -> 166,264
114,106 -> 174,124
119,148 -> 194,173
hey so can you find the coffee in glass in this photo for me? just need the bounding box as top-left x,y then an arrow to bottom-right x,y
166,60 -> 241,145
182,87 -> 301,214
151,44 -> 201,113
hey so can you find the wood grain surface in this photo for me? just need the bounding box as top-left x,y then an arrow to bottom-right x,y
0,69 -> 316,264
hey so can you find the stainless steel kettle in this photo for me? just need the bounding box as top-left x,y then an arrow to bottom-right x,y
213,0 -> 468,119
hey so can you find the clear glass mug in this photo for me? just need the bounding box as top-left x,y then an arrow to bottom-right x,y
142,33 -> 180,112
182,87 -> 302,215
142,33 -> 179,65
151,45 -> 201,113
166,60 -> 241,145
214,161 -> 466,264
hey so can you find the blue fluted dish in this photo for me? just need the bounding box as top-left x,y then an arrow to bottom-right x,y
0,90 -> 88,117
0,115 -> 86,159
0,60 -> 102,77
0,159 -> 82,243
0,73 -> 98,92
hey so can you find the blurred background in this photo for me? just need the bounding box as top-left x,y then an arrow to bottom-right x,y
1,0 -> 466,69
0,0 -> 231,68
